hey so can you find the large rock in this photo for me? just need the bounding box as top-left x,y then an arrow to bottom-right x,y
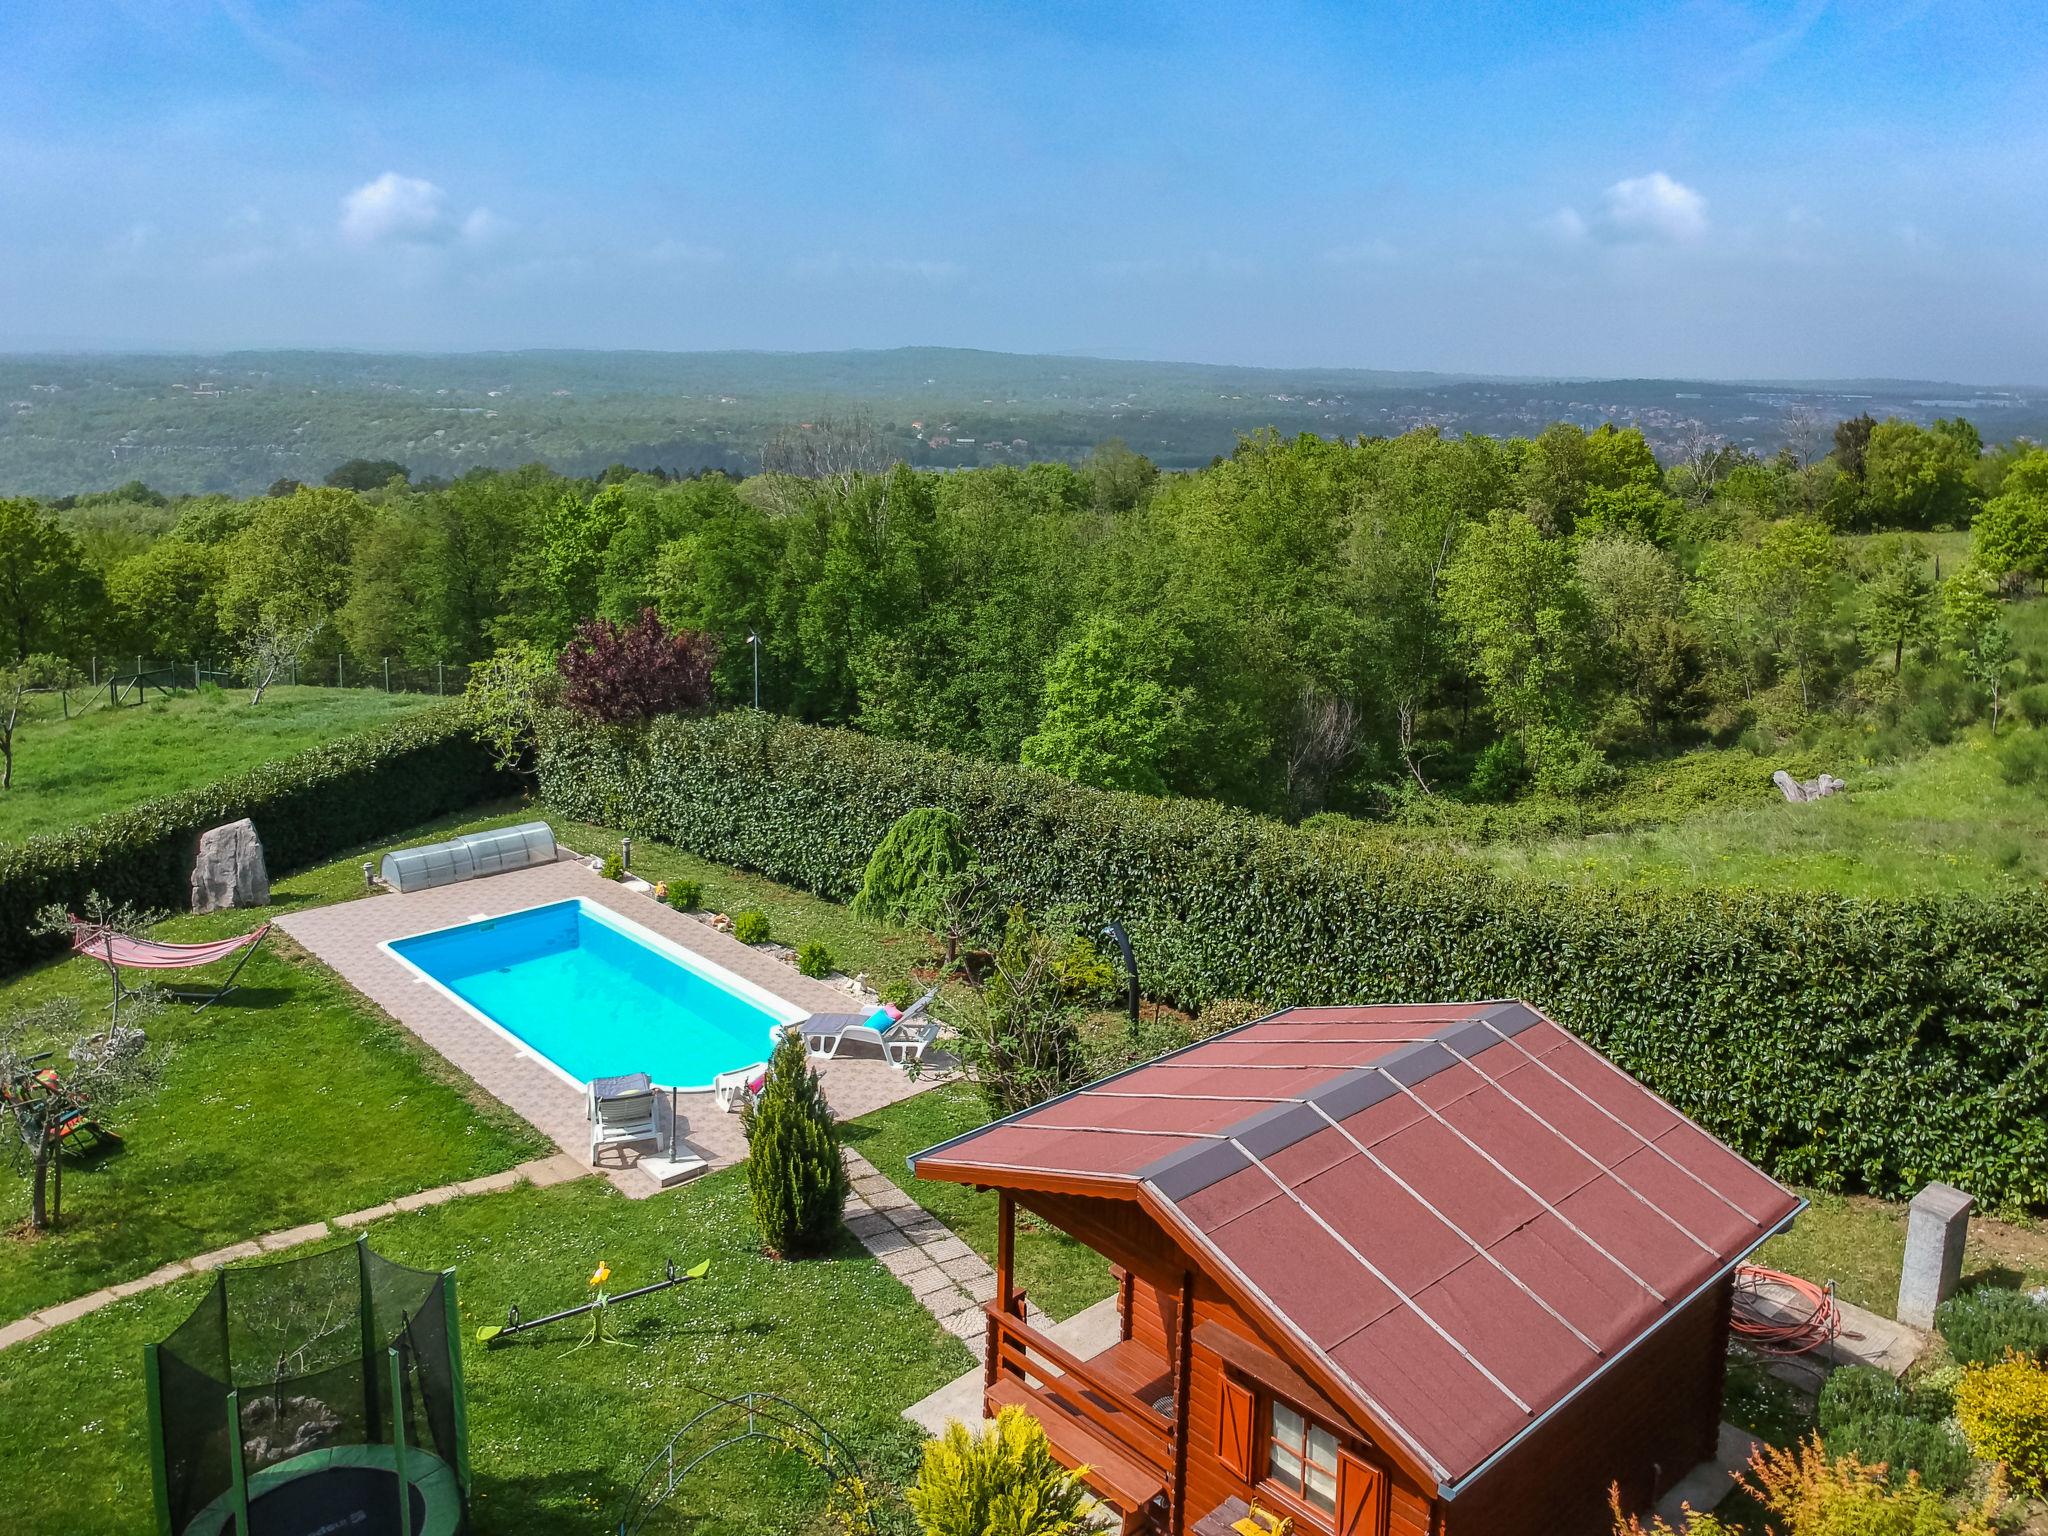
1772,770 -> 1846,804
191,818 -> 271,912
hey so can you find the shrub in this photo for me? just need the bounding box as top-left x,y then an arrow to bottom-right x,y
953,910 -> 1088,1116
1937,1288 -> 2048,1367
1818,1365 -> 1904,1432
741,1029 -> 846,1258
732,909 -> 771,945
533,711 -> 2048,1204
666,878 -> 703,912
851,807 -> 970,929
907,1407 -> 1096,1536
796,939 -> 835,979
1,706 -> 507,974
1997,728 -> 2048,788
1955,1353 -> 2048,1491
600,851 -> 624,881
1465,736 -> 1526,801
1822,1413 -> 1975,1494
2014,683 -> 2048,728
1614,1437 -> 2003,1535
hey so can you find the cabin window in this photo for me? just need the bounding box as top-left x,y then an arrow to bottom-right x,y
1266,1399 -> 1339,1516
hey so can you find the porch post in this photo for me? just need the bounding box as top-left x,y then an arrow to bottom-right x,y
1167,1267 -> 1195,1535
986,1190 -> 1016,1391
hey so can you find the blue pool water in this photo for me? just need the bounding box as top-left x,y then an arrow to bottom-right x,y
387,899 -> 800,1089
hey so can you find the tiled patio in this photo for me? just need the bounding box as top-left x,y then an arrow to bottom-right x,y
277,854 -> 945,1195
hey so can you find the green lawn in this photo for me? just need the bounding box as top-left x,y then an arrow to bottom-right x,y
0,812 -> 550,1318
1755,1190 -> 2048,1316
0,685 -> 439,844
844,1082 -> 1117,1322
0,1172 -> 971,1536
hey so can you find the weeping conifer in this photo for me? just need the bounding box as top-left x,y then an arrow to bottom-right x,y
742,1027 -> 848,1257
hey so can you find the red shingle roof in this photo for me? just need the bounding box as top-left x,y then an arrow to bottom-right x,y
911,1000 -> 1801,1492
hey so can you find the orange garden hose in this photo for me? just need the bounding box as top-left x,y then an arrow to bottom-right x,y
1731,1264 -> 1841,1355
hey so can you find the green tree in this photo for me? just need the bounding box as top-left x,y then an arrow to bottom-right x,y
1080,437 -> 1158,514
0,498 -> 101,661
1940,564 -> 2017,729
1442,508 -> 1598,772
852,808 -> 972,929
218,485 -> 366,646
323,458 -> 409,491
1020,615 -> 1191,795
1576,532 -> 1699,744
494,484 -> 622,651
1832,413 -> 1877,480
1857,534 -> 1936,672
107,539 -> 225,662
1973,448 -> 2048,584
741,1028 -> 847,1257
1692,520 -> 1839,707
1862,419 -> 1981,529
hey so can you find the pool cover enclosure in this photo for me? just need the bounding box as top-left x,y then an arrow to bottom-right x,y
380,820 -> 557,894
145,1236 -> 471,1536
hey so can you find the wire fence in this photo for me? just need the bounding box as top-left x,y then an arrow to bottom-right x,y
24,654 -> 478,721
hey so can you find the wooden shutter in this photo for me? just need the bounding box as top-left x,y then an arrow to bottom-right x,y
1334,1450 -> 1387,1536
1216,1378 -> 1257,1481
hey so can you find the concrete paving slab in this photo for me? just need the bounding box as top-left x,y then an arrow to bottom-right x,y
0,1316 -> 48,1350
189,1240 -> 262,1269
35,1289 -> 117,1328
258,1222 -> 332,1252
1656,1423 -> 1759,1521
457,1169 -> 525,1197
334,1202 -> 398,1230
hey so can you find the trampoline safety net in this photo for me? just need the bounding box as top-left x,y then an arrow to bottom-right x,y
147,1236 -> 470,1536
380,820 -> 556,894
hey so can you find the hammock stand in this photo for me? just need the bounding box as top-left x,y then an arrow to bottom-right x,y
69,919 -> 273,1020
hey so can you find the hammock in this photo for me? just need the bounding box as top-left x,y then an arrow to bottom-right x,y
69,918 -> 272,1015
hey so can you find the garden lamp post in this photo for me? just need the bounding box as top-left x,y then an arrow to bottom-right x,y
747,632 -> 761,709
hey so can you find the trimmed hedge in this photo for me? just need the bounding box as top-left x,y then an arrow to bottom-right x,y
536,711 -> 2048,1204
0,705 -> 510,972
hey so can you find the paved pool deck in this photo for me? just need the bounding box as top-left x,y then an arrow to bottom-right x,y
276,855 -> 945,1195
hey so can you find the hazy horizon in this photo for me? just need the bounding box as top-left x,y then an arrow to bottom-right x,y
6,3 -> 2046,382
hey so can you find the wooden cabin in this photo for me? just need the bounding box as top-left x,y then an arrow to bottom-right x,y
910,1000 -> 1802,1536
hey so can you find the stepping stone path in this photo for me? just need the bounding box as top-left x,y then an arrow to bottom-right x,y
0,1152 -> 589,1353
843,1147 -> 1001,1343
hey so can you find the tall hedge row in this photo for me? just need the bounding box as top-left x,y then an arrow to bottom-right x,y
537,711 -> 2048,1204
0,706 -> 509,972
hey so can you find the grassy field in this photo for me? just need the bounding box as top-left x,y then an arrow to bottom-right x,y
1468,728 -> 2048,897
0,1173 -> 970,1536
0,811 -> 550,1317
0,685 -> 439,844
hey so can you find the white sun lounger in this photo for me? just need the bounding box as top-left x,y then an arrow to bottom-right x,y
712,1060 -> 771,1114
588,1071 -> 663,1164
798,985 -> 942,1068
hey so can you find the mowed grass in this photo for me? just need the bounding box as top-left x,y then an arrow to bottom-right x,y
0,817 -> 549,1318
1465,728 -> 2048,897
1755,1190 -> 2048,1316
0,1172 -> 972,1536
843,1082 -> 1117,1322
0,685 -> 439,843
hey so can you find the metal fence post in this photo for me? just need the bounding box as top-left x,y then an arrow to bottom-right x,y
384,657 -> 391,692
337,653 -> 344,688
437,661 -> 444,695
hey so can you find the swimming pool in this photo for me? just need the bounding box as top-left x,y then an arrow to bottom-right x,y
382,898 -> 806,1091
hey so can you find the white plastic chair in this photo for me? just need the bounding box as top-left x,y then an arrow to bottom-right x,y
587,1072 -> 662,1164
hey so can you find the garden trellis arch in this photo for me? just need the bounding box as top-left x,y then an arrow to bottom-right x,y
612,1392 -> 875,1536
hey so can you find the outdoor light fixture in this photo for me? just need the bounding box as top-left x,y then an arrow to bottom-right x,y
1100,921 -> 1140,1025
621,837 -> 632,870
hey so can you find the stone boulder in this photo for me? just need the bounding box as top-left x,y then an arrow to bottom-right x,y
191,818 -> 271,912
1772,770 -> 1847,804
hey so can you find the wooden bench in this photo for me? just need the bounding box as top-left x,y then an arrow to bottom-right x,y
987,1377 -> 1167,1533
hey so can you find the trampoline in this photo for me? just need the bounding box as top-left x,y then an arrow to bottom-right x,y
145,1236 -> 472,1536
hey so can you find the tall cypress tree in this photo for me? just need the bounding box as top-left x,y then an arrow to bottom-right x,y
742,1028 -> 848,1257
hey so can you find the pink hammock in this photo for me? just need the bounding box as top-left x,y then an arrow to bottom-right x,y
70,918 -> 272,1014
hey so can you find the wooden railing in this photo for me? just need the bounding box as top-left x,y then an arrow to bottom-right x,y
984,1303 -> 1175,1471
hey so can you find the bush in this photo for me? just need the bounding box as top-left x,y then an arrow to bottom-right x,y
1,706 -> 508,974
741,1029 -> 847,1258
1997,728 -> 2048,788
601,851 -> 624,881
953,910 -> 1088,1115
1818,1365 -> 1904,1432
907,1406 -> 1096,1536
732,909 -> 771,945
1937,1288 -> 2048,1366
796,939 -> 835,979
557,609 -> 716,724
534,711 -> 2048,1204
2014,683 -> 2048,728
1822,1413 -> 1975,1494
1955,1353 -> 2048,1490
851,807 -> 970,929
666,878 -> 702,912
1615,1437 -> 2003,1535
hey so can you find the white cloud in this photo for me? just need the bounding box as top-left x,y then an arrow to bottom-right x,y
1598,172 -> 1708,244
1545,172 -> 1708,249
340,172 -> 499,248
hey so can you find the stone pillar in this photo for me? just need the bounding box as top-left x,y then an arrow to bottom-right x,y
1897,1182 -> 1974,1330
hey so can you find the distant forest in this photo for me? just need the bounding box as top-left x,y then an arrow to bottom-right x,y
2,347 -> 2044,496
6,400 -> 2045,824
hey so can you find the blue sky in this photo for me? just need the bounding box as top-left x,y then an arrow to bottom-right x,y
3,0 -> 2044,380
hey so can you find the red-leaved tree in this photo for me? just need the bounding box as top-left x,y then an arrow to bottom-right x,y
558,609 -> 718,722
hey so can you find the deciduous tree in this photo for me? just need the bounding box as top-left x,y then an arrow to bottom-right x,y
557,608 -> 717,723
